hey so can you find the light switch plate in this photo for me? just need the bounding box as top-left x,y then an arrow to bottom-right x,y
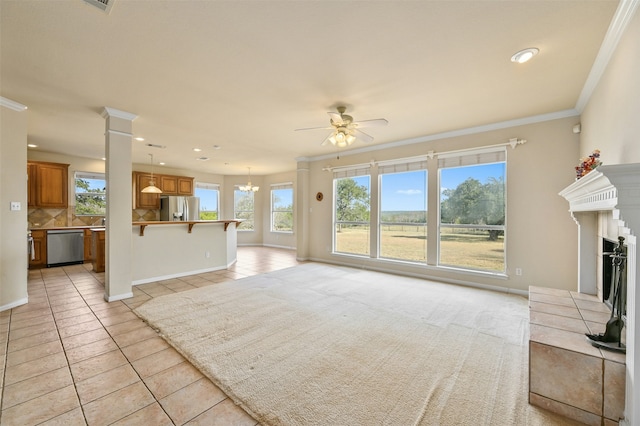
10,201 -> 21,211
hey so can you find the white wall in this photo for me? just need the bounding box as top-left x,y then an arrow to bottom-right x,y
301,116 -> 581,294
0,100 -> 28,311
581,5 -> 640,164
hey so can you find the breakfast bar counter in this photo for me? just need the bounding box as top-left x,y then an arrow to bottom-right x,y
131,220 -> 241,284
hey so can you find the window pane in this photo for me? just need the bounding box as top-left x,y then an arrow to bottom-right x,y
75,174 -> 106,215
379,170 -> 427,262
195,186 -> 219,220
334,176 -> 370,256
234,189 -> 254,230
271,188 -> 293,232
439,163 -> 505,272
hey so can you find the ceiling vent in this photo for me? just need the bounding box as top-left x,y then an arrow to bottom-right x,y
83,0 -> 115,14
145,143 -> 166,149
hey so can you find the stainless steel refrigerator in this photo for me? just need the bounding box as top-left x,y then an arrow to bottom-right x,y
160,196 -> 200,221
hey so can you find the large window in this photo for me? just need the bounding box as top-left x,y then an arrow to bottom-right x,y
271,183 -> 293,232
75,172 -> 106,215
379,162 -> 427,262
234,187 -> 255,231
334,170 -> 370,256
195,182 -> 219,220
438,149 -> 506,272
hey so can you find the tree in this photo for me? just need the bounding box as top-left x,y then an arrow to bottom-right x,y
75,178 -> 106,215
336,178 -> 370,226
440,176 -> 505,240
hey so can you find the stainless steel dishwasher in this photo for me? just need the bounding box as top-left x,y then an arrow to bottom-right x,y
47,229 -> 84,267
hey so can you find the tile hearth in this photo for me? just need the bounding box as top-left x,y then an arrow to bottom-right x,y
529,286 -> 625,426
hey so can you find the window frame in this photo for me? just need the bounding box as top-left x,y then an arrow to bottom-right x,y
437,148 -> 507,273
378,166 -> 428,263
270,183 -> 294,233
74,171 -> 106,216
195,182 -> 220,220
234,186 -> 255,231
332,169 -> 371,257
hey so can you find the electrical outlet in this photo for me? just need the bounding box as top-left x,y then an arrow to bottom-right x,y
205,251 -> 210,258
10,201 -> 21,211
515,268 -> 522,276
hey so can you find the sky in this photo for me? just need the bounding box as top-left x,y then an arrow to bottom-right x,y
354,162 -> 505,212
195,187 -> 219,211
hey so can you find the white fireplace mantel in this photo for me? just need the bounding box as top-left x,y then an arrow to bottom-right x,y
559,163 -> 640,426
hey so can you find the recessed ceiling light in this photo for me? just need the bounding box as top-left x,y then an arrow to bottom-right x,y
159,162 -> 166,165
193,148 -> 202,152
101,157 -> 106,161
27,143 -> 38,148
134,137 -> 145,141
511,48 -> 539,64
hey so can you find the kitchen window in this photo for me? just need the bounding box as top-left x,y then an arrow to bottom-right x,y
195,182 -> 220,220
75,171 -> 106,215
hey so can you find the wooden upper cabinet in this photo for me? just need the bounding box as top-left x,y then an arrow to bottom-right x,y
177,177 -> 194,195
133,172 -> 160,209
133,172 -> 194,208
159,175 -> 178,195
27,161 -> 69,208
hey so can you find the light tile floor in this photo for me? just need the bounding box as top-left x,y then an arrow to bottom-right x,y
0,247 -> 302,425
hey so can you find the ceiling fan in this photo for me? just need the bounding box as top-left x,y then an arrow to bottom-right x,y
295,106 -> 388,148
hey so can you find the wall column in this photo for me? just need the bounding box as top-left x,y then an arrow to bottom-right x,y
0,97 -> 28,311
101,107 -> 136,302
296,161 -> 310,260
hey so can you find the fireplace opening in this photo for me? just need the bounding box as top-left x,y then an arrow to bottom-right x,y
603,238 -> 616,309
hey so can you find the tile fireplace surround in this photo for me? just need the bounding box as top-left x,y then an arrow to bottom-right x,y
555,164 -> 640,426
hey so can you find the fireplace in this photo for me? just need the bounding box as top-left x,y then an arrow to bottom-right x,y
559,163 -> 640,426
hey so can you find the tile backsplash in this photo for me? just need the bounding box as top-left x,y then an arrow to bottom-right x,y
29,207 -> 158,228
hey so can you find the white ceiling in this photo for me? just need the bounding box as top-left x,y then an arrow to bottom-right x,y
0,0 -> 619,176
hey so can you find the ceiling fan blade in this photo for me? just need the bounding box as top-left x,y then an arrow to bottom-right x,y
321,131 -> 335,146
328,112 -> 343,126
295,125 -> 333,132
353,128 -> 374,143
352,118 -> 388,128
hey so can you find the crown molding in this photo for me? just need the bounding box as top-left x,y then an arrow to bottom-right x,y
0,97 -> 28,112
297,109 -> 578,163
101,107 -> 138,121
575,0 -> 640,112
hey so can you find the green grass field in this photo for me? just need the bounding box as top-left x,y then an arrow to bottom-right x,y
335,226 -> 504,272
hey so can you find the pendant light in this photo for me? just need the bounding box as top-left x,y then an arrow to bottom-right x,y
141,153 -> 163,193
239,167 -> 259,192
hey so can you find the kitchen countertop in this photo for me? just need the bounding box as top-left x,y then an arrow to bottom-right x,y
30,226 -> 105,231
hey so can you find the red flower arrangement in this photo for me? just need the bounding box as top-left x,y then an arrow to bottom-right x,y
575,149 -> 602,179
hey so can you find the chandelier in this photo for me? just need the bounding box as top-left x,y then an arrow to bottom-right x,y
239,167 -> 259,192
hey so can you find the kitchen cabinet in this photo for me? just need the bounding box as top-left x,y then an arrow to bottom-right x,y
160,175 -> 194,195
133,172 -> 160,209
177,177 -> 194,195
133,172 -> 194,208
91,229 -> 105,273
27,161 -> 69,208
83,229 -> 92,261
29,230 -> 47,268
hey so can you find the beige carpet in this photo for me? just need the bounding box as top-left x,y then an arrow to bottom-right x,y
135,263 -> 582,425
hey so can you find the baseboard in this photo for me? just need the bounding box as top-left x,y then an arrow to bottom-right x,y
306,257 -> 528,297
132,265 -> 228,285
106,292 -> 134,302
0,297 -> 29,312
